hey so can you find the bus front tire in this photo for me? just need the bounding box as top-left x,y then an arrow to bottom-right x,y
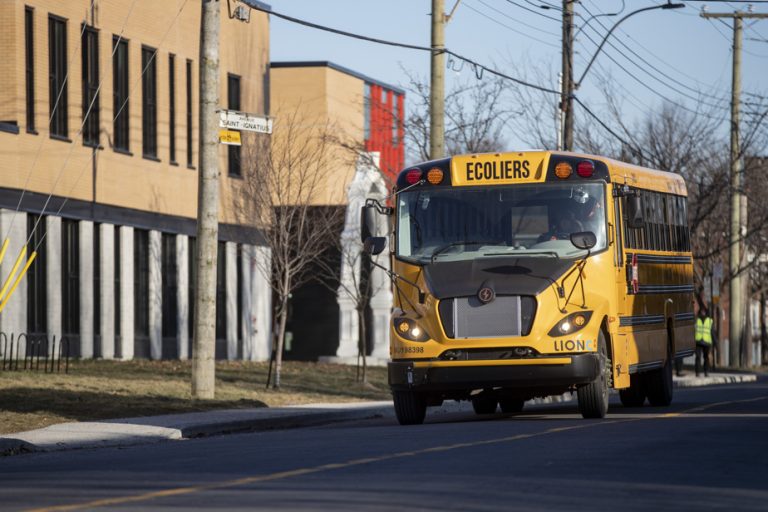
646,346 -> 674,407
578,330 -> 610,419
393,390 -> 427,425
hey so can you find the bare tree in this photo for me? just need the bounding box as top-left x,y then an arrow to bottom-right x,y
236,108 -> 345,389
401,70 -> 516,162
315,222 -> 389,385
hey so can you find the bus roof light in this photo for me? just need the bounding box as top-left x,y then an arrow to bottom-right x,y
427,168 -> 444,185
405,168 -> 423,185
555,162 -> 572,179
577,160 -> 595,178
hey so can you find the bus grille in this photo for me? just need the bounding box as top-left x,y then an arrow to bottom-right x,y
438,296 -> 536,339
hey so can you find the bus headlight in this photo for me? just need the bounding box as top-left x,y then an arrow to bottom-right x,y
394,318 -> 430,342
548,311 -> 593,337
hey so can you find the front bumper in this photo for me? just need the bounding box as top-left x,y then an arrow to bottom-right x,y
388,355 -> 600,391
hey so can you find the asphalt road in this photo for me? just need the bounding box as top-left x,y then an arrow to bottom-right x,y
2,380 -> 767,512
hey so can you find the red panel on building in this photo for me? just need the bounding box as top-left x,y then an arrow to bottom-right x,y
364,84 -> 404,189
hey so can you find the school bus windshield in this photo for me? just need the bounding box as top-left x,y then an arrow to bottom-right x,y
396,182 -> 607,263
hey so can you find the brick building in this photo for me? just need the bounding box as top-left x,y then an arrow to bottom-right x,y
0,0 -> 272,361
270,62 -> 404,361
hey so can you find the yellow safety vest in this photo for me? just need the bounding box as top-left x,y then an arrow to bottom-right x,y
695,317 -> 713,345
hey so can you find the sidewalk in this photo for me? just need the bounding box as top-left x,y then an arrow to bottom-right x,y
0,371 -> 758,457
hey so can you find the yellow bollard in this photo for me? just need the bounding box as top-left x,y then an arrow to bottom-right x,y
0,251 -> 36,314
0,245 -> 27,305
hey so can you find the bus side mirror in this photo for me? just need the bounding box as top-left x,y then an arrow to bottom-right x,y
363,236 -> 387,255
570,231 -> 597,250
626,194 -> 644,229
360,205 -> 377,243
361,204 -> 387,255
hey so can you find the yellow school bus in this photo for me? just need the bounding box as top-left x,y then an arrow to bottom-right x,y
361,150 -> 695,425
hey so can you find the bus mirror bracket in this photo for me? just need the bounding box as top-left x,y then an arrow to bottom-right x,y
363,237 -> 387,255
361,199 -> 393,244
615,185 -> 644,229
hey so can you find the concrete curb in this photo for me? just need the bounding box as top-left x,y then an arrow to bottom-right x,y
0,402 -> 395,456
673,372 -> 757,388
0,373 -> 758,457
0,437 -> 37,456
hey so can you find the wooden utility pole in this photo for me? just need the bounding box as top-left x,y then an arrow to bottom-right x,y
192,0 -> 220,399
561,0 -> 575,151
702,10 -> 768,367
430,0 -> 446,160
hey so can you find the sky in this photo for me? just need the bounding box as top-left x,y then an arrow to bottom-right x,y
266,0 -> 768,159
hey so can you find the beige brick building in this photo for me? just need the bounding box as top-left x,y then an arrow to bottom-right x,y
270,62 -> 404,362
0,0 -> 273,361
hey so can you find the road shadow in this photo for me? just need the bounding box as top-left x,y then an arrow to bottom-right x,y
0,387 -> 267,430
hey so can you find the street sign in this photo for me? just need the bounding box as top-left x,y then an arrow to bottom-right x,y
218,109 -> 273,134
219,129 -> 241,146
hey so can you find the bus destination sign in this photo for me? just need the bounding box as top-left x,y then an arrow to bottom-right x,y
450,152 -> 547,186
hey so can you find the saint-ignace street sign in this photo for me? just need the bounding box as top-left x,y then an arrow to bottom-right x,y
218,109 -> 273,134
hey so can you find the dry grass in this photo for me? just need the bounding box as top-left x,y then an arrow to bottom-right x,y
0,360 -> 390,435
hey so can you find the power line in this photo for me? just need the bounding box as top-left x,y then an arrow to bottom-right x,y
3,0 -> 100,242
32,0 -> 191,253
572,95 -> 647,160
465,1 -> 560,46
504,0 -> 560,22
477,0 -> 560,36
246,2 -> 743,153
580,3 -> 730,110
583,0 -> 730,100
576,22 -> 730,120
246,2 -> 559,94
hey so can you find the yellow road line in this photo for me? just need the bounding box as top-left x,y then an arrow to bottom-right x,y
26,395 -> 768,512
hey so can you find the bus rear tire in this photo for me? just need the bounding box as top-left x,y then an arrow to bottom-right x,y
393,390 -> 427,425
646,345 -> 674,407
472,392 -> 498,415
619,375 -> 646,407
499,398 -> 525,414
578,330 -> 610,419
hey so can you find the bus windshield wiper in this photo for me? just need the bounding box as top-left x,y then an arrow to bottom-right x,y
482,250 -> 560,259
430,240 -> 503,263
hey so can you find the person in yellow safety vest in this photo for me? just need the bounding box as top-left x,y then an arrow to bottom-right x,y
695,308 -> 714,377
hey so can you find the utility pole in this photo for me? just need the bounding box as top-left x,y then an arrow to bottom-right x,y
556,72 -> 563,151
561,0 -> 575,151
192,0 -> 220,399
702,10 -> 768,368
430,0 -> 445,160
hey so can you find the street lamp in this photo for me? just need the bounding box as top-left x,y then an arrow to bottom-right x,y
575,2 -> 685,88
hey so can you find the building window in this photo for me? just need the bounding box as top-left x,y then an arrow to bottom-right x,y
93,223 -> 101,356
186,59 -> 194,167
215,241 -> 226,358
25,7 -> 35,133
363,83 -> 371,140
227,74 -> 241,177
27,215 -> 47,337
141,46 -> 158,158
112,37 -> 129,151
169,54 -> 176,163
62,219 -> 80,353
114,226 -> 121,356
161,233 -> 178,345
48,15 -> 68,138
82,25 -> 100,147
134,229 -> 150,357
188,236 -> 196,343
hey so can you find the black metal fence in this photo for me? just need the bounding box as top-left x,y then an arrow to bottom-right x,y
0,332 -> 70,373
